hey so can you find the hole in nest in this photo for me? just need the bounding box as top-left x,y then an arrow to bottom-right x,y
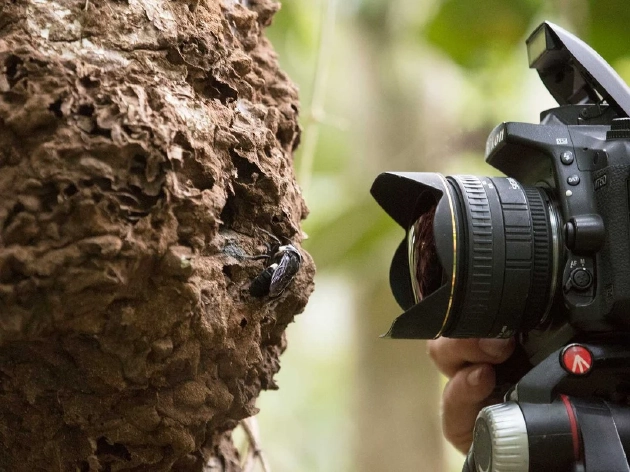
96,437 -> 131,461
12,201 -> 25,214
276,126 -> 295,148
240,318 -> 248,328
106,201 -> 118,214
173,131 -> 194,152
130,154 -> 147,174
39,182 -> 59,212
232,152 -> 260,184
48,99 -> 64,118
189,74 -> 237,104
151,216 -> 164,230
219,190 -> 237,228
93,126 -> 112,139
5,55 -> 23,87
77,104 -> 95,117
63,184 -> 78,197
79,75 -> 99,88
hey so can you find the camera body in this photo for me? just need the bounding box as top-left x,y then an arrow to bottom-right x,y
371,21 -> 630,361
371,22 -> 630,471
488,104 -> 630,362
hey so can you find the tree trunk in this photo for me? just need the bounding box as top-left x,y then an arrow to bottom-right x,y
0,1 -> 314,470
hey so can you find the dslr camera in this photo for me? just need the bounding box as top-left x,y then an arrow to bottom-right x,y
371,22 -> 630,472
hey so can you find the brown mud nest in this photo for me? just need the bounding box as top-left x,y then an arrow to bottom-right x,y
0,0 -> 314,470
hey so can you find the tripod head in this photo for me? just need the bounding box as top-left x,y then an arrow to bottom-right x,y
467,342 -> 630,472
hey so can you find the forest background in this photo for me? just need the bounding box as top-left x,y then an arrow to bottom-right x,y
245,0 -> 630,470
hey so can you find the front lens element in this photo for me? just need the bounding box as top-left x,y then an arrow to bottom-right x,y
408,197 -> 443,302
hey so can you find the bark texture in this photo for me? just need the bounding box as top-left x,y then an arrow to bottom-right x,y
0,1 -> 314,470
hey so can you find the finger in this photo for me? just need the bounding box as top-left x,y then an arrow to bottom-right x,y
441,363 -> 496,454
427,337 -> 514,378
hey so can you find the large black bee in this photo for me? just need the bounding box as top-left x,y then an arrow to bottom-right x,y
249,231 -> 302,298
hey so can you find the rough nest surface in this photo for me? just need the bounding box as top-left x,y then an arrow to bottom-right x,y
0,0 -> 314,470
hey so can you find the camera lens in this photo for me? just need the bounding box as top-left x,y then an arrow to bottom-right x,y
407,175 -> 561,338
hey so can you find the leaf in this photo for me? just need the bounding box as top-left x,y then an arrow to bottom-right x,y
424,0 -> 541,68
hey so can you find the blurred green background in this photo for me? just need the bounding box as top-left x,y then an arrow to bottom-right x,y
243,1 -> 630,471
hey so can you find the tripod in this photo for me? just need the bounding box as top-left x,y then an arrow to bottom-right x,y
463,342 -> 630,472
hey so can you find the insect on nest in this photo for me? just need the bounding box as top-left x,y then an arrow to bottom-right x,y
249,230 -> 302,298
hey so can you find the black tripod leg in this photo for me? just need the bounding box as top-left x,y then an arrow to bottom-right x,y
573,399 -> 630,472
462,449 -> 476,472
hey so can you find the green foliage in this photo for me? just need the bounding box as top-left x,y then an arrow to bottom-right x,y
587,0 -> 630,63
267,1 -> 318,52
355,0 -> 392,32
262,1 -> 630,471
424,0 -> 542,67
302,194 -> 400,273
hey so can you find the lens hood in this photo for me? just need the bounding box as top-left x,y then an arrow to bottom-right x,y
371,172 -> 459,338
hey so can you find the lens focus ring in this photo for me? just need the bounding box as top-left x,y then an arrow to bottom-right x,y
443,176 -> 557,338
453,176 -> 498,337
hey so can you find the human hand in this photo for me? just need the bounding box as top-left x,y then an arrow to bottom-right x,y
427,338 -> 515,453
